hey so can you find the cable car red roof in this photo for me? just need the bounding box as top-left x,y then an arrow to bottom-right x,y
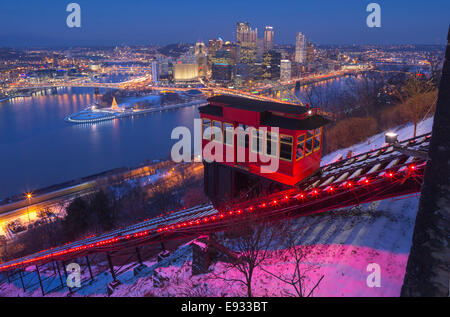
260,113 -> 331,130
206,95 -> 309,115
200,95 -> 331,131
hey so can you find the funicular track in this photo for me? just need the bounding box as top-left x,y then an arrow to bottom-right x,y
0,132 -> 430,275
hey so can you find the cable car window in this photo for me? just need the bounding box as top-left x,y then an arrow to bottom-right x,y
251,129 -> 263,154
296,134 -> 306,160
202,119 -> 211,140
223,123 -> 234,146
212,120 -> 222,142
265,131 -> 278,157
305,130 -> 314,155
238,124 -> 249,148
280,135 -> 293,161
313,127 -> 322,151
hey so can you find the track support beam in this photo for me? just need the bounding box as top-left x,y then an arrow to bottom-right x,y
86,256 -> 94,282
35,265 -> 45,296
106,252 -> 117,282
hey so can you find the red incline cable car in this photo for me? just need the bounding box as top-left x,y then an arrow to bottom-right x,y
199,95 -> 331,203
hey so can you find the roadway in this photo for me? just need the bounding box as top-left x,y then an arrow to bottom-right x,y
0,182 -> 96,237
0,162 -> 172,238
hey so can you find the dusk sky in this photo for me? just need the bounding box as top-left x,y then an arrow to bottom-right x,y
0,0 -> 448,47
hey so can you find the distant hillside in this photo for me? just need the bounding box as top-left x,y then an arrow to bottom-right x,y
157,43 -> 190,58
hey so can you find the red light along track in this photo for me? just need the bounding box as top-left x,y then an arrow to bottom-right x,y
0,133 -> 430,273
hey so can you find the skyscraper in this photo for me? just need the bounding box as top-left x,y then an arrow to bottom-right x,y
306,42 -> 315,63
151,60 -> 159,84
236,22 -> 257,45
256,38 -> 264,61
222,42 -> 238,65
210,50 -> 234,65
295,32 -> 306,63
212,63 -> 233,82
236,22 -> 248,43
280,60 -> 291,81
236,22 -> 258,80
195,41 -> 208,78
264,26 -> 274,51
173,64 -> 199,81
195,41 -> 207,56
238,44 -> 257,66
207,38 -> 223,56
262,50 -> 281,80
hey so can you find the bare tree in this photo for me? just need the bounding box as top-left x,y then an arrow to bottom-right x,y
260,220 -> 324,297
303,84 -> 333,111
394,76 -> 437,137
212,214 -> 277,297
347,74 -> 384,118
424,52 -> 444,86
37,207 -> 54,223
114,184 -> 148,225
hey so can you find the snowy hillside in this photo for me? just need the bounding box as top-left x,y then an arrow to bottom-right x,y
0,118 -> 434,297
322,117 -> 433,166
108,195 -> 420,297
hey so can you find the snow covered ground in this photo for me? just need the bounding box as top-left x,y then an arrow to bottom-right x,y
0,118 -> 434,297
106,195 -> 420,297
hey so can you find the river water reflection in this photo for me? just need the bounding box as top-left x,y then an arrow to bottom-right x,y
0,87 -> 200,199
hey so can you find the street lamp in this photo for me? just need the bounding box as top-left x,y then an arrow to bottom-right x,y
25,192 -> 32,227
385,132 -> 398,145
385,132 -> 429,160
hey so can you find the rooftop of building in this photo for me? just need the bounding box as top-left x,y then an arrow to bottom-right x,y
206,95 -> 309,115
200,95 -> 332,130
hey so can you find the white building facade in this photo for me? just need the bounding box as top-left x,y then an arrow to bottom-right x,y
280,59 -> 291,81
295,32 -> 306,63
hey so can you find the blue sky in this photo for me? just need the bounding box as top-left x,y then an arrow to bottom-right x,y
0,0 -> 448,47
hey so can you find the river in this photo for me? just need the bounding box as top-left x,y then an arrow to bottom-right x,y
0,87 -> 200,199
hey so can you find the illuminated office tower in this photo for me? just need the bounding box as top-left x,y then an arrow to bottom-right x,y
256,38 -> 264,61
262,50 -> 281,80
195,41 -> 207,56
280,59 -> 291,81
195,41 -> 208,77
212,63 -> 233,82
236,22 -> 257,45
295,32 -> 306,63
306,42 -> 315,63
173,64 -> 199,81
222,42 -> 238,65
264,26 -> 274,51
151,60 -> 159,84
207,38 -> 223,56
210,50 -> 234,65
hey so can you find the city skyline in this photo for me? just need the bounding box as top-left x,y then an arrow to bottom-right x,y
0,0 -> 449,47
